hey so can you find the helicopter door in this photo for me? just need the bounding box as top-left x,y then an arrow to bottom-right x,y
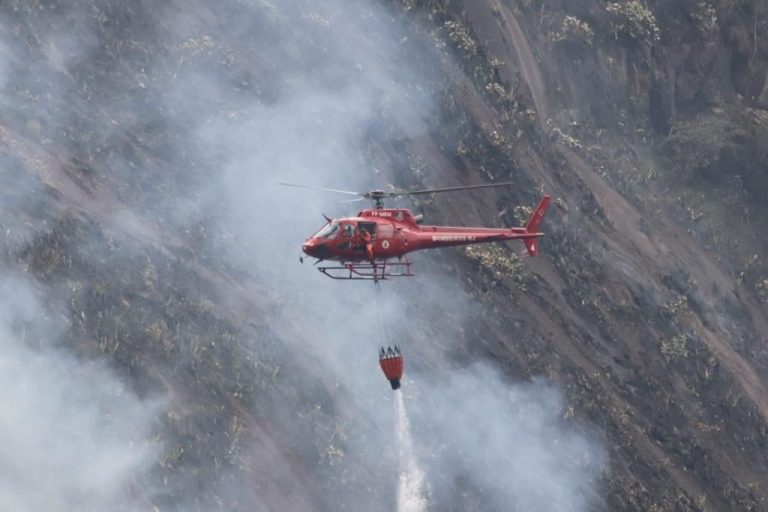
358,222 -> 377,240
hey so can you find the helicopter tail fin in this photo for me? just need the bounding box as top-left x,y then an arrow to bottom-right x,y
525,195 -> 550,233
523,195 -> 550,256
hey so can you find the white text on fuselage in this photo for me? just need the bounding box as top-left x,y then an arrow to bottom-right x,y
371,211 -> 393,217
432,234 -> 476,242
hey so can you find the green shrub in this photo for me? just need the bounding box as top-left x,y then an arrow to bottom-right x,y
464,245 -> 523,279
606,1 -> 661,45
552,16 -> 594,46
444,20 -> 477,54
691,2 -> 718,36
660,335 -> 688,361
757,279 -> 768,299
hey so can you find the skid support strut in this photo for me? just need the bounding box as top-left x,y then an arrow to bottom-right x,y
318,257 -> 414,280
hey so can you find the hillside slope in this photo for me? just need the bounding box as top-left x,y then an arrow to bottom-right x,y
1,0 -> 767,510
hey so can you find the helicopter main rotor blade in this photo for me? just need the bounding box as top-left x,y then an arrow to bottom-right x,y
281,180 -> 518,209
393,180 -> 517,196
340,197 -> 368,203
279,182 -> 362,196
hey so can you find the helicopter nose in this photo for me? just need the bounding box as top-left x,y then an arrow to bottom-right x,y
302,240 -> 318,256
303,239 -> 329,259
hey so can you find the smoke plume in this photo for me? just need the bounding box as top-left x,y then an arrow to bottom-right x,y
0,1 -> 607,510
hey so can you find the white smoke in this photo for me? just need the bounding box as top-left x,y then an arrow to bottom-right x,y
0,275 -> 162,512
412,363 -> 605,511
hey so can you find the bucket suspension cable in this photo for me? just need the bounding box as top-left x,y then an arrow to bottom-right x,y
373,280 -> 390,346
374,282 -> 404,390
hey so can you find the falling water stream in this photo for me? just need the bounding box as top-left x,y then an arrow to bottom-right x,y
395,390 -> 428,512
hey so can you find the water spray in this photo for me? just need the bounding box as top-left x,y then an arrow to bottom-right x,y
379,347 -> 427,510
394,390 -> 428,512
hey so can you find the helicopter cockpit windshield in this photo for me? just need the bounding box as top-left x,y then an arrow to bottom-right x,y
313,221 -> 340,240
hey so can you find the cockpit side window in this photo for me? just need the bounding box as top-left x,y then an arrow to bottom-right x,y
341,224 -> 356,238
314,221 -> 340,239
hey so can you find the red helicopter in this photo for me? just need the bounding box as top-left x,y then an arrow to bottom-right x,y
281,181 -> 550,280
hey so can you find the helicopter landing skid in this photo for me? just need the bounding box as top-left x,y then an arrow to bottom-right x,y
318,258 -> 414,280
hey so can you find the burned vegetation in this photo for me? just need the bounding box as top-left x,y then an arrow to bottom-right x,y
3,0 -> 768,511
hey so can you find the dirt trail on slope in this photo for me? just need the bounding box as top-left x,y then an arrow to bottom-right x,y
560,146 -> 768,424
464,0 -> 549,121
